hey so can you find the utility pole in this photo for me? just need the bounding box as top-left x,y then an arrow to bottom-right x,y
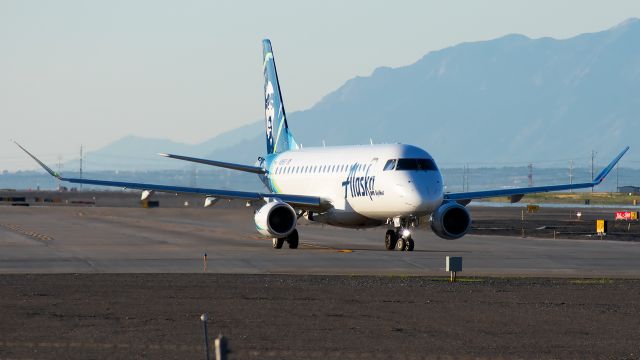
79,145 -> 83,191
591,150 -> 596,193
527,163 -> 533,187
569,160 -> 573,193
462,165 -> 465,192
190,164 -> 198,188
463,164 -> 469,192
616,163 -> 620,192
57,155 -> 63,191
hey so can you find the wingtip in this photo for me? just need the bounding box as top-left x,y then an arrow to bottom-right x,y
158,153 -> 169,157
12,141 -> 61,179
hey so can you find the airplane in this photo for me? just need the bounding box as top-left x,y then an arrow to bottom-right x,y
16,39 -> 629,251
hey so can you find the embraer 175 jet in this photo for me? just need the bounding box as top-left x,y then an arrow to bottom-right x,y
17,40 -> 629,251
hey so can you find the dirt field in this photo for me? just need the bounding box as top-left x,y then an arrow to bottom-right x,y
1,274 -> 639,359
468,206 -> 640,241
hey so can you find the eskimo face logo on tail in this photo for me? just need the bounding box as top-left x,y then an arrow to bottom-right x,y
264,81 -> 275,148
342,163 -> 384,201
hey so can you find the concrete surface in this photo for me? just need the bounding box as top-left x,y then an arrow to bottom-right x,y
1,205 -> 639,277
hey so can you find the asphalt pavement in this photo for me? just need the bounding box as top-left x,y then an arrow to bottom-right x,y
1,205 -> 638,277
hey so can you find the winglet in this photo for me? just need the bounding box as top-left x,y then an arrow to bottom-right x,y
13,141 -> 62,179
593,146 -> 630,184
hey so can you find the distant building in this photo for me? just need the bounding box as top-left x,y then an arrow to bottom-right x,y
618,186 -> 640,194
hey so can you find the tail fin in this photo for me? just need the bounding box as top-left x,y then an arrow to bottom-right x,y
263,39 -> 298,154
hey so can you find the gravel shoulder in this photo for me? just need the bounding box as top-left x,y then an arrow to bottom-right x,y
1,274 -> 639,359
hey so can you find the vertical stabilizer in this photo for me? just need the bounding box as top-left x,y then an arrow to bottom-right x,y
263,39 -> 298,154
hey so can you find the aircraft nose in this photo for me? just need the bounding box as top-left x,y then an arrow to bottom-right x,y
395,173 -> 443,212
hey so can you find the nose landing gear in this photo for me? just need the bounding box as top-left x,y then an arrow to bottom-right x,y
385,217 -> 417,251
395,231 -> 414,251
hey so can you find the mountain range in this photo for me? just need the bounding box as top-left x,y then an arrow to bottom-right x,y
75,18 -> 640,172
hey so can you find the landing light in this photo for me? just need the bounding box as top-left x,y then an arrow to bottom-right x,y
402,229 -> 411,238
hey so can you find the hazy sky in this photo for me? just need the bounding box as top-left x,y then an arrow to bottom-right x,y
2,0 -> 640,170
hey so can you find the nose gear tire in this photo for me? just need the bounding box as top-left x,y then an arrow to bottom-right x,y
385,230 -> 398,250
404,237 -> 414,251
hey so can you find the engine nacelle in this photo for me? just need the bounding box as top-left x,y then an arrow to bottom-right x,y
254,201 -> 297,238
430,202 -> 472,240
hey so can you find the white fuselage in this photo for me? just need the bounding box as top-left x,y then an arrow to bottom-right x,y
264,143 -> 445,228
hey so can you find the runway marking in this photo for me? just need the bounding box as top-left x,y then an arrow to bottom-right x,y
300,242 -> 353,253
0,223 -> 53,241
0,341 -> 201,352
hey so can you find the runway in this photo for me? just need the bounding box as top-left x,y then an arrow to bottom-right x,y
1,205 -> 639,277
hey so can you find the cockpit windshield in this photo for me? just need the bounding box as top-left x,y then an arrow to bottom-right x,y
395,158 -> 438,171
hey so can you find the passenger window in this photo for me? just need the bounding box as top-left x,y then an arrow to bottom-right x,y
383,159 -> 397,171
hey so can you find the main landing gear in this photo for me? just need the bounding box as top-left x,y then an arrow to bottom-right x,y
384,217 -> 416,251
272,229 -> 299,249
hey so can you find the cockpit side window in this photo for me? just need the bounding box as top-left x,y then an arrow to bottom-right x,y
395,158 -> 438,171
383,159 -> 397,171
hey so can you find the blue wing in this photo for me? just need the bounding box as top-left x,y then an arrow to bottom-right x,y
444,147 -> 629,202
14,141 -> 328,211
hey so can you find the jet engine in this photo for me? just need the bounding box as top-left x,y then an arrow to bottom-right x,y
429,202 -> 471,240
254,201 -> 297,238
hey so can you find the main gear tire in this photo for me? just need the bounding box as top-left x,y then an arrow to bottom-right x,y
384,230 -> 398,250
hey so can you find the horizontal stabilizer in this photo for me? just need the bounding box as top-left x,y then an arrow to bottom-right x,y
159,153 -> 266,174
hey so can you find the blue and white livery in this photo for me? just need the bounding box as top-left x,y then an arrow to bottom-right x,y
16,40 -> 630,251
